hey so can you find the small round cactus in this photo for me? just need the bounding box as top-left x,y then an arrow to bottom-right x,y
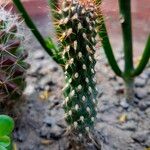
52,0 -> 101,134
0,6 -> 28,102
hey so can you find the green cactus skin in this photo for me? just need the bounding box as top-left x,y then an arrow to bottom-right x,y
0,6 -> 29,102
54,0 -> 100,134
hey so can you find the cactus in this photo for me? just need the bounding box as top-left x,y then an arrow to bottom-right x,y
13,0 -> 101,135
50,0 -> 102,134
0,6 -> 28,102
55,0 -> 100,134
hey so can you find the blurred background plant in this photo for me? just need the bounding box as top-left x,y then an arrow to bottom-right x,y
98,0 -> 150,103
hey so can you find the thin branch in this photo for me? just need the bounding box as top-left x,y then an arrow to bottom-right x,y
98,17 -> 123,77
131,35 -> 150,77
118,0 -> 133,75
13,0 -> 64,64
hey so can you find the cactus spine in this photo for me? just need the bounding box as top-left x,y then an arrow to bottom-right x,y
53,0 -> 101,134
0,6 -> 28,102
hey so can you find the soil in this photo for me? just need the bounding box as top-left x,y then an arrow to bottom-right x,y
2,2 -> 150,150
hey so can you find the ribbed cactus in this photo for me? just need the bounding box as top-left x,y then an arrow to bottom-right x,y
53,0 -> 101,134
12,0 -> 101,135
0,6 -> 28,102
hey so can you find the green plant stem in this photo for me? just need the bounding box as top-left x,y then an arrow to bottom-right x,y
131,35 -> 150,76
98,17 -> 123,77
13,0 -> 63,64
124,78 -> 134,103
118,0 -> 133,76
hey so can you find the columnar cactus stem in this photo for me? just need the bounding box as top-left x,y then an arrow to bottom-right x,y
54,0 -> 101,134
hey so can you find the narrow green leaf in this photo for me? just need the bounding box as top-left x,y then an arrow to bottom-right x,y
13,0 -> 60,64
